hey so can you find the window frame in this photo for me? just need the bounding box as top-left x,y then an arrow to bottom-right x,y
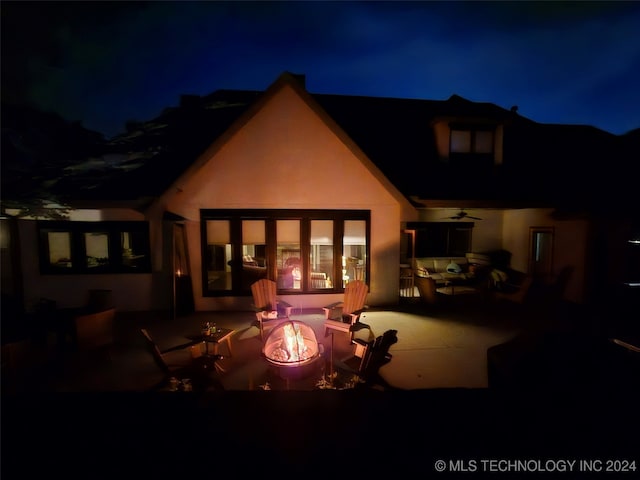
200,209 -> 370,297
449,125 -> 496,154
406,221 -> 473,257
37,220 -> 152,274
448,123 -> 496,169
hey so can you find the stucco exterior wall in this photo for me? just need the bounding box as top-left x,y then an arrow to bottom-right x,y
11,84 -> 408,314
502,208 -> 588,304
16,211 -> 155,313
162,84 -> 404,310
418,209 -> 504,253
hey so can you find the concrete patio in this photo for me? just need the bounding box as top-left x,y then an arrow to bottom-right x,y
4,298 -> 537,393
3,298 -> 638,477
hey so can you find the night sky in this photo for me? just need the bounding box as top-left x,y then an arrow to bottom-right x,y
2,1 -> 640,139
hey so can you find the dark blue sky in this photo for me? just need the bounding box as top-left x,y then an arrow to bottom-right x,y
3,1 -> 640,138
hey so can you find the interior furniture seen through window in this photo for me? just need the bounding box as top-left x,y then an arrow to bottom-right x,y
201,209 -> 369,296
38,221 -> 151,274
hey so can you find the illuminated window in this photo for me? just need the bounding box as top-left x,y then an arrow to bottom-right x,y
310,220 -> 333,289
201,209 -> 370,296
38,221 -> 151,274
204,220 -> 232,292
342,220 -> 366,287
277,220 -> 301,290
47,231 -> 73,269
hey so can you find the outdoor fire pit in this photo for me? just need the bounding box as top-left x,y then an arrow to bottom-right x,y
262,320 -> 322,380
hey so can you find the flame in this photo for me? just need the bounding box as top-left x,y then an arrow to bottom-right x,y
282,322 -> 308,362
264,320 -> 319,365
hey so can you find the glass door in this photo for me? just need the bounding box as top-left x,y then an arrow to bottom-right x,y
529,226 -> 554,282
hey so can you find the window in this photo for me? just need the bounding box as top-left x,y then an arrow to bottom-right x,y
201,209 -> 370,296
343,220 -> 366,287
276,219 -> 301,290
38,221 -> 151,274
406,221 -> 473,257
310,220 -> 333,290
449,124 -> 495,169
450,127 -> 494,154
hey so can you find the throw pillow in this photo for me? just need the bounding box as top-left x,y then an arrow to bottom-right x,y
446,262 -> 462,274
416,266 -> 430,277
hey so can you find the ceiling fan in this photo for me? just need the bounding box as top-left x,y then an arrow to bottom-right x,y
442,208 -> 483,220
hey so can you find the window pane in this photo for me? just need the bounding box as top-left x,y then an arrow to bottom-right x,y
121,231 -> 149,269
310,220 -> 333,289
48,232 -> 72,269
39,221 -> 150,274
449,227 -> 472,256
200,211 -> 369,295
242,220 -> 266,289
343,220 -> 366,287
474,130 -> 494,153
277,220 -> 301,289
450,130 -> 471,153
205,220 -> 232,291
84,232 -> 109,269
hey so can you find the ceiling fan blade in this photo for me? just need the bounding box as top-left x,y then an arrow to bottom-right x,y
440,209 -> 482,220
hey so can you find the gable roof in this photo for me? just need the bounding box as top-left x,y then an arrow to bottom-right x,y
2,71 -> 637,214
155,71 -> 413,212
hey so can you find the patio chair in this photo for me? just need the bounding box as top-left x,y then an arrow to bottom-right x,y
250,278 -> 293,340
493,274 -> 533,304
140,328 -> 224,391
415,275 -> 439,305
323,279 -> 370,341
337,329 -> 399,390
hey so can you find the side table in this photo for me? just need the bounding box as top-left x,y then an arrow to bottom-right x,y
186,327 -> 234,358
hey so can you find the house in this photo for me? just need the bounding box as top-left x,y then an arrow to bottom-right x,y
1,71 -> 638,327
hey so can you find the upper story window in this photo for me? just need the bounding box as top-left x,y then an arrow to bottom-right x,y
38,221 -> 151,274
449,124 -> 495,169
450,127 -> 494,153
201,209 -> 370,296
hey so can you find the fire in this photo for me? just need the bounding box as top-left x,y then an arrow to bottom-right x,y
282,322 -> 308,362
264,320 -> 319,366
269,322 -> 311,363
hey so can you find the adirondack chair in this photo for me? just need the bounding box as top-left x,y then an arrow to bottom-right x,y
323,279 -> 370,341
250,278 -> 293,340
338,329 -> 398,390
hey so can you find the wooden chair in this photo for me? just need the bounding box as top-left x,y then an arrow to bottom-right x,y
323,279 -> 370,341
140,328 -> 223,391
250,279 -> 293,340
338,329 -> 399,390
44,289 -> 116,351
493,275 -> 533,304
415,275 -> 439,305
